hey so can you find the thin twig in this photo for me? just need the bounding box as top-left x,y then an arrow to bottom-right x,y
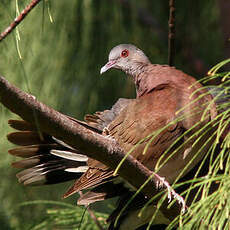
87,207 -> 105,230
0,0 -> 42,42
168,0 -> 176,66
78,191 -> 105,230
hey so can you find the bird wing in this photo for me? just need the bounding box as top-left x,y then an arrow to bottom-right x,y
108,85 -> 183,168
107,83 -> 215,183
70,85 -> 183,196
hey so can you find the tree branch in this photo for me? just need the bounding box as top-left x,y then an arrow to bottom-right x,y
0,76 -> 181,220
168,0 -> 176,66
0,0 -> 42,42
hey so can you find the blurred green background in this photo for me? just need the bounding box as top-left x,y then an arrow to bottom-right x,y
0,0 -> 229,229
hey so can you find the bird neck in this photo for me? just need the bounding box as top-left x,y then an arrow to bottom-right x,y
124,61 -> 149,79
126,62 -> 150,98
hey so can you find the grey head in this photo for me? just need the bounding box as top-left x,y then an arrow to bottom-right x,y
100,44 -> 150,76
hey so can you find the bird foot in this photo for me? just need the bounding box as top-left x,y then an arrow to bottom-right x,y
155,173 -> 186,213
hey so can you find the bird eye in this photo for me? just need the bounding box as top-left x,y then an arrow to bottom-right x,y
121,49 -> 129,58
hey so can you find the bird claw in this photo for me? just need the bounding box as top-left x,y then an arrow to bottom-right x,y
173,193 -> 186,213
155,174 -> 186,213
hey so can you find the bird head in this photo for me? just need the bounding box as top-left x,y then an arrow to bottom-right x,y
100,44 -> 150,75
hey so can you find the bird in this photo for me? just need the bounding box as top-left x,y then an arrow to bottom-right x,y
7,44 -> 222,229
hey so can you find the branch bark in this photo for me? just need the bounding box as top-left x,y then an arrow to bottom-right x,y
168,0 -> 175,66
0,76 -> 181,220
218,0 -> 230,71
0,0 -> 42,42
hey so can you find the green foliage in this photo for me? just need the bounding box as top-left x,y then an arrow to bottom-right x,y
17,201 -> 108,230
108,59 -> 230,229
149,60 -> 230,230
173,60 -> 230,230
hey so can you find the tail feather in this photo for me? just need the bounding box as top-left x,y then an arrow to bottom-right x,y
17,165 -> 82,186
7,98 -> 133,199
50,149 -> 88,162
15,157 -> 87,185
77,182 -> 128,205
8,119 -> 88,186
12,156 -> 42,168
8,119 -> 36,131
7,131 -> 52,146
8,144 -> 60,158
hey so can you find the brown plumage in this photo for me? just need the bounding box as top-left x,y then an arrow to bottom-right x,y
8,44 -> 225,229
8,120 -> 89,185
69,45 -> 216,201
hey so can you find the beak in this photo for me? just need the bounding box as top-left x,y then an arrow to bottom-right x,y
100,60 -> 117,75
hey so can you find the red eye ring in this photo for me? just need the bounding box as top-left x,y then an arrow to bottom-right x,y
121,49 -> 129,58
